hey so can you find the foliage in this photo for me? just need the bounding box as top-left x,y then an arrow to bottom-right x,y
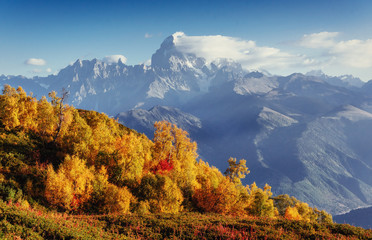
112,132 -> 152,185
274,194 -> 333,223
246,183 -> 277,217
152,121 -> 198,192
102,184 -> 133,214
224,157 -> 250,184
45,155 -> 94,211
137,173 -> 184,213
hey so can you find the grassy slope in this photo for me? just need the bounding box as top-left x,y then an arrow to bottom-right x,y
0,201 -> 371,240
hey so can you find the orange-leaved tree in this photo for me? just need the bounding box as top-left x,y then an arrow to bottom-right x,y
152,121 -> 198,195
45,155 -> 94,211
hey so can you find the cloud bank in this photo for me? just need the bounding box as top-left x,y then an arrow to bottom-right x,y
102,55 -> 127,64
25,58 -> 46,66
169,32 -> 372,80
299,31 -> 372,69
171,32 -> 316,74
300,32 -> 339,48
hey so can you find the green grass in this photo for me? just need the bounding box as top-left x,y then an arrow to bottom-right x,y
0,201 -> 371,240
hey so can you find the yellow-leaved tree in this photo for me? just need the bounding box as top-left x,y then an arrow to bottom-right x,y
0,85 -> 21,130
285,205 -> 303,220
112,132 -> 153,186
224,157 -> 250,185
193,158 -> 251,215
15,86 -> 38,130
86,166 -> 133,214
246,183 -> 277,217
137,173 -> 183,213
59,109 -> 92,158
36,96 -> 58,140
102,184 -> 133,214
45,155 -> 94,211
152,121 -> 198,205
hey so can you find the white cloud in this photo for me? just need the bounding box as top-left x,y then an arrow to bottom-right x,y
102,55 -> 127,64
145,33 -> 153,39
25,58 -> 46,66
299,32 -> 339,48
168,32 -> 372,80
299,32 -> 372,69
46,68 -> 52,73
172,32 -> 315,72
330,39 -> 372,68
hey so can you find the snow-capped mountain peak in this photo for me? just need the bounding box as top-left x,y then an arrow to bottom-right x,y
306,70 -> 365,88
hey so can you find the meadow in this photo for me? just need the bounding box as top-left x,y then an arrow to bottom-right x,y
0,200 -> 371,239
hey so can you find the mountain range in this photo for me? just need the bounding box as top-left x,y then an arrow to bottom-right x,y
2,33 -> 372,218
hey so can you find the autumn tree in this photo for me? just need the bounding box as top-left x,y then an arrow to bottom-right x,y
59,110 -> 92,158
224,157 -> 250,185
15,87 -> 38,130
87,166 -> 110,212
315,209 -> 333,224
76,110 -> 121,166
193,160 -> 225,213
102,184 -> 133,214
36,96 -> 58,140
246,183 -> 277,217
284,202 -> 316,222
274,194 -> 333,223
272,194 -> 298,216
45,155 -> 94,211
48,89 -> 69,142
0,85 -> 21,130
285,205 -> 303,220
137,173 -> 183,213
193,159 -> 250,215
111,132 -> 153,186
152,121 -> 198,197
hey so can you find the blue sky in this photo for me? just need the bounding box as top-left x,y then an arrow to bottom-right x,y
1,0 -> 372,80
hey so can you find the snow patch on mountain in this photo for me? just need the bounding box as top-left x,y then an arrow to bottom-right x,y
331,105 -> 372,122
257,107 -> 298,130
234,73 -> 278,95
116,106 -> 202,137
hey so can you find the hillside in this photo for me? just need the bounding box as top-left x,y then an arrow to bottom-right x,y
0,85 -> 372,238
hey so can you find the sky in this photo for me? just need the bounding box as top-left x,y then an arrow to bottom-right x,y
1,0 -> 372,81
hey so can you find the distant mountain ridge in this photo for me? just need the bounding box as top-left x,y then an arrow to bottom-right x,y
334,206 -> 372,229
2,33 -> 372,217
